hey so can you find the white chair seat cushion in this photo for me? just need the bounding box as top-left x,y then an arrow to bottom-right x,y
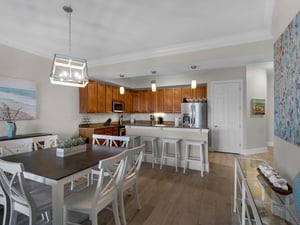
64,182 -> 115,213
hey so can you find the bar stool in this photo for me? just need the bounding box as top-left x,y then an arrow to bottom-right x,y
140,136 -> 158,168
128,135 -> 140,148
183,139 -> 205,176
160,137 -> 181,172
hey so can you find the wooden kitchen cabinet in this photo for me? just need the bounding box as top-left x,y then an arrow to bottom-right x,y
173,88 -> 182,113
181,87 -> 193,100
124,90 -> 133,113
193,86 -> 207,99
79,80 -> 98,113
105,85 -> 113,113
97,82 -> 106,112
112,86 -> 125,102
163,88 -> 173,113
132,91 -> 141,113
156,89 -> 164,112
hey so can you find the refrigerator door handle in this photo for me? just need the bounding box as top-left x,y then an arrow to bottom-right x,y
191,104 -> 195,126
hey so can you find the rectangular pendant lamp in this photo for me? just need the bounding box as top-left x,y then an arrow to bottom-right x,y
50,54 -> 88,87
50,6 -> 89,88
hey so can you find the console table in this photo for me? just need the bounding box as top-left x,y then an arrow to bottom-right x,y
0,133 -> 52,141
233,157 -> 300,225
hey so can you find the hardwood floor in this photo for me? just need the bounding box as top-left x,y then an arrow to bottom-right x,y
96,148 -> 273,225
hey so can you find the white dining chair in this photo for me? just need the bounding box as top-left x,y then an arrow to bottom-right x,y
119,144 -> 145,225
32,135 -> 58,150
92,134 -> 111,146
110,136 -> 130,148
0,178 -> 8,225
63,151 -> 127,225
0,159 -> 52,225
0,138 -> 33,157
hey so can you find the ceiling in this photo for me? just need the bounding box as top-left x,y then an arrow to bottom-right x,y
0,0 -> 274,79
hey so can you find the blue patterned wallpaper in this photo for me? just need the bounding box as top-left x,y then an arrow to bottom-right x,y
274,10 -> 300,146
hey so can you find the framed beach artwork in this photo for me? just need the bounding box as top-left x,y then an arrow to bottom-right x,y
274,10 -> 300,146
251,99 -> 265,115
0,77 -> 36,121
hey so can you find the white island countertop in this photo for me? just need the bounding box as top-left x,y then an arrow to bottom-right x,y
125,124 -> 209,173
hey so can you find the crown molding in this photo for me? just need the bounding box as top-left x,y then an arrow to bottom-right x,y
88,29 -> 273,67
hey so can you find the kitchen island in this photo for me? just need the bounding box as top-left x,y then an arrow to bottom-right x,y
126,123 -> 209,173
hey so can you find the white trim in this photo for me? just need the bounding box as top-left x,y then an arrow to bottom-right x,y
89,30 -> 272,66
241,147 -> 268,155
267,141 -> 274,147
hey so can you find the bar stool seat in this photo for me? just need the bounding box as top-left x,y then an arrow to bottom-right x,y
160,137 -> 181,172
140,136 -> 158,168
184,139 -> 205,176
128,135 -> 140,148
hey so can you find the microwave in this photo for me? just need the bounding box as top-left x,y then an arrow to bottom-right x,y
112,101 -> 125,113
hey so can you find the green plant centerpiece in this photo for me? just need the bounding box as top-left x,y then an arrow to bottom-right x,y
56,137 -> 87,157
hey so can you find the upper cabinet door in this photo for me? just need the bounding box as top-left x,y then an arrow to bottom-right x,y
193,86 -> 207,99
124,90 -> 133,113
97,82 -> 106,113
173,88 -> 182,113
163,88 -> 173,113
79,80 -> 97,113
105,85 -> 113,113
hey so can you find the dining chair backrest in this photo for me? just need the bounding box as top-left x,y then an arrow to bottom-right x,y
110,136 -> 130,148
0,138 -> 33,157
124,144 -> 145,181
92,134 -> 110,146
119,144 -> 145,225
32,135 -> 58,150
0,159 -> 37,222
94,151 -> 127,207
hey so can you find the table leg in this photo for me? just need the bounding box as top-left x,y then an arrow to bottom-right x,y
52,181 -> 65,225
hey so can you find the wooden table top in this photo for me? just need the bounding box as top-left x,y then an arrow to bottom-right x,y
2,144 -> 124,180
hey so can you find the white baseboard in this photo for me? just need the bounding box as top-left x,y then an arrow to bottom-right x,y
267,141 -> 274,147
241,147 -> 268,155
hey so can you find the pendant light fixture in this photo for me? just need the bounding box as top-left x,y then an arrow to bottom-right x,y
151,71 -> 157,92
191,80 -> 197,89
50,6 -> 88,88
119,74 -> 125,95
190,65 -> 197,89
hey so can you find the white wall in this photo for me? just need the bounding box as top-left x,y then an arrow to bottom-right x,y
267,70 -> 274,146
272,1 -> 300,183
245,66 -> 268,152
0,44 -> 120,138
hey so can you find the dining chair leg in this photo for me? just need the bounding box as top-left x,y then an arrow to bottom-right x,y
133,182 -> 141,209
112,197 -> 121,225
10,211 -> 18,225
91,212 -> 98,225
120,190 -> 127,225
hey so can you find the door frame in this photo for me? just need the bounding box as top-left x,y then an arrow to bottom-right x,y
210,80 -> 244,153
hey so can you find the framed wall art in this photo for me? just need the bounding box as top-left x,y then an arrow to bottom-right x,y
0,77 -> 36,121
251,98 -> 265,115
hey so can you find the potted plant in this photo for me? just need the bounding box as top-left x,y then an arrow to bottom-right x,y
0,103 -> 21,138
56,137 -> 87,157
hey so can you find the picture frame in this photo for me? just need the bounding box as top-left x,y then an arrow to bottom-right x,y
251,98 -> 265,115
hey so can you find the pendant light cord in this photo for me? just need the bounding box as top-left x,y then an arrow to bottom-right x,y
68,10 -> 72,56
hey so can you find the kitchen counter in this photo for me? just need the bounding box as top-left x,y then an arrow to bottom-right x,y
126,120 -> 207,129
125,123 -> 209,173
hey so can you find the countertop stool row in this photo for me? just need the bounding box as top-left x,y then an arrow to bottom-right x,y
128,135 -> 205,176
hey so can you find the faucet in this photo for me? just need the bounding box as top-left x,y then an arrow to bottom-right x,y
119,114 -> 123,125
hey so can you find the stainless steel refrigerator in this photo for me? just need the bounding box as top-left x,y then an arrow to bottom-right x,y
181,102 -> 207,128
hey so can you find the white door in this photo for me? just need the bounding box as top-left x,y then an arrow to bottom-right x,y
211,80 -> 243,154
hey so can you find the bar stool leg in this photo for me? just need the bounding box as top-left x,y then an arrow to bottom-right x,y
175,142 -> 178,172
151,140 -> 154,168
200,144 -> 204,176
160,141 -> 165,169
183,144 -> 188,173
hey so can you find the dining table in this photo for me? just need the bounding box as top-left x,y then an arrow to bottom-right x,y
2,144 -> 125,225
